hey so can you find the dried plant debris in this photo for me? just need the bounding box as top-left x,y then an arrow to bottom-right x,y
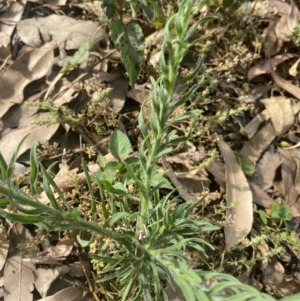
217,140 -> 253,250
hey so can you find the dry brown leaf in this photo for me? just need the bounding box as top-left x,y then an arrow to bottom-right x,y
251,147 -> 282,191
0,113 -> 59,163
161,156 -> 198,202
289,58 -> 300,76
239,123 -> 277,165
34,266 -> 71,297
206,161 -> 225,189
0,41 -> 55,119
268,0 -> 293,14
4,255 -> 35,301
261,96 -> 294,136
107,76 -> 128,113
278,148 -> 299,207
248,181 -> 278,208
37,286 -> 83,301
17,15 -> 105,59
237,85 -> 272,103
0,0 -> 27,57
271,67 -> 300,101
293,149 -> 300,194
247,53 -> 296,81
241,101 -> 300,139
240,110 -> 270,139
37,238 -> 74,259
217,140 -> 253,250
0,232 -> 8,271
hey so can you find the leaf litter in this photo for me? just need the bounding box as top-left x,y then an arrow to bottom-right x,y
3,0 -> 300,299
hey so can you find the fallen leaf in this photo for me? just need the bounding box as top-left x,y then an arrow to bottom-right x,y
36,286 -> 83,301
0,41 -> 55,119
278,148 -> 298,207
251,147 -> 282,191
0,0 -> 27,58
107,76 -> 128,113
4,255 -> 35,301
248,53 -> 296,81
217,140 -> 253,250
271,66 -> 300,101
17,15 -> 106,59
261,96 -> 294,136
0,232 -> 8,271
239,123 -> 277,165
161,156 -> 198,202
0,113 -> 59,163
248,181 -> 278,208
289,58 -> 300,76
34,266 -> 71,297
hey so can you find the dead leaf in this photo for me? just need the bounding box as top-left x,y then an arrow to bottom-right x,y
271,67 -> 300,101
0,232 -> 8,271
248,54 -> 296,81
34,266 -> 71,297
261,96 -> 294,136
107,76 -> 128,113
237,85 -> 272,103
293,149 -> 300,194
0,41 -> 55,119
289,58 -> 300,76
217,140 -> 253,250
37,238 -> 74,259
17,15 -> 105,59
4,255 -> 35,301
36,286 -> 83,301
0,113 -> 59,163
278,148 -> 299,207
240,109 -> 270,139
161,156 -> 198,202
0,0 -> 27,58
248,181 -> 279,208
251,147 -> 282,191
239,123 -> 277,165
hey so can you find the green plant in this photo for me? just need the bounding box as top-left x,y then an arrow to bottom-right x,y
1,1 -> 300,301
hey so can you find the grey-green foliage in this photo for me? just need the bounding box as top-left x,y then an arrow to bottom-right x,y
0,0 -> 300,301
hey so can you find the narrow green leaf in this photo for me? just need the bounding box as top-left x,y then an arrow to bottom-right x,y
7,134 -> 30,182
104,212 -> 130,228
82,158 -> 97,221
0,208 -> 44,223
173,277 -> 196,301
30,141 -> 39,195
0,153 -> 8,180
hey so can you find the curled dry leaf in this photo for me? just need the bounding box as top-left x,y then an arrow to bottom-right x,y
217,140 -> 253,250
17,15 -> 106,59
0,113 -> 59,162
0,0 -> 26,57
251,147 -> 282,191
0,41 -> 56,119
289,58 -> 300,76
261,96 -> 294,136
247,53 -> 296,81
271,65 -> 300,100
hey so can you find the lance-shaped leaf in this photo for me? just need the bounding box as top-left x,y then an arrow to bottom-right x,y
218,140 -> 253,250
